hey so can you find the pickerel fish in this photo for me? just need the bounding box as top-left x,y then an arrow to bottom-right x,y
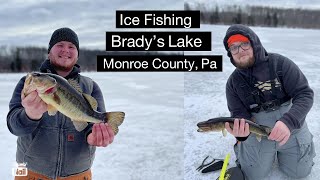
23,72 -> 125,135
197,117 -> 272,142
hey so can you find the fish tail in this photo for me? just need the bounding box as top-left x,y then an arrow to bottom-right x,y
104,111 -> 125,135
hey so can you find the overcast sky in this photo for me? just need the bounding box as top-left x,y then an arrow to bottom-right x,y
2,0 -> 318,50
0,0 -> 182,49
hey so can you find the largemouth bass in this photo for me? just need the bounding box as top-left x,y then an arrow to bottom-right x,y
23,72 -> 125,135
197,117 -> 272,142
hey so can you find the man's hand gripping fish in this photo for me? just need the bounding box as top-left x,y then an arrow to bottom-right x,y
23,72 -> 125,135
197,117 -> 272,142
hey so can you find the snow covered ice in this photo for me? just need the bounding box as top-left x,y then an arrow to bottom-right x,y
1,0 -> 319,179
1,25 -> 319,180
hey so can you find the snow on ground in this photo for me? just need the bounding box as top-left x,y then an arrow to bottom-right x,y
0,72 -> 184,180
184,24 -> 320,180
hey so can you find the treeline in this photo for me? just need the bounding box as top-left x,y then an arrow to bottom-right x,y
184,3 -> 320,29
0,46 -> 178,72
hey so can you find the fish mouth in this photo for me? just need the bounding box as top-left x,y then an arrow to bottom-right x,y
197,121 -> 209,127
197,121 -> 211,132
30,72 -> 57,94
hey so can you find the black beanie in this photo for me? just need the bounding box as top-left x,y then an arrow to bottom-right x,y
48,27 -> 79,54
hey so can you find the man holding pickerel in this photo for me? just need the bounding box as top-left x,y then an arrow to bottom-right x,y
7,27 -> 121,180
223,24 -> 315,179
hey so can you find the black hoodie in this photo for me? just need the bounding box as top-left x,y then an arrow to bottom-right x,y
223,24 -> 313,131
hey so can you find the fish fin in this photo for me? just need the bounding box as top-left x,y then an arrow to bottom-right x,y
82,94 -> 98,110
53,93 -> 61,105
111,126 -> 119,136
222,129 -> 227,137
68,79 -> 83,93
47,104 -> 57,116
106,112 -> 125,126
256,135 -> 262,142
261,126 -> 273,135
105,112 -> 125,135
72,121 -> 88,132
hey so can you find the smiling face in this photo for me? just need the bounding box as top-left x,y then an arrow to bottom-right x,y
48,41 -> 78,72
230,41 -> 255,69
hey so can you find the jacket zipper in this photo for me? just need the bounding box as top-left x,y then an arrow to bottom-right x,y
55,113 -> 64,179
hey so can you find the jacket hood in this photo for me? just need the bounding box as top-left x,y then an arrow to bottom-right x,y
223,24 -> 268,69
39,59 -> 81,79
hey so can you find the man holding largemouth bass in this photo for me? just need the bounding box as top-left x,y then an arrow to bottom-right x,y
7,27 -> 124,180
209,24 -> 315,179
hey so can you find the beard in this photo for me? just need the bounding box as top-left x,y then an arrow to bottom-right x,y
234,56 -> 255,69
49,55 -> 77,72
51,61 -> 74,71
